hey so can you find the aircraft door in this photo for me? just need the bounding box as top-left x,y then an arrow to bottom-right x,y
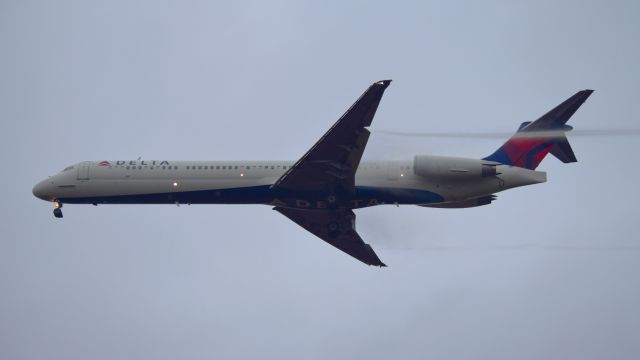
77,161 -> 90,180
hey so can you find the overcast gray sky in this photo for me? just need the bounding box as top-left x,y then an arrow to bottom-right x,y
2,1 -> 640,359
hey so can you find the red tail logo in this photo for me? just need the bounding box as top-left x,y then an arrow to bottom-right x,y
98,161 -> 111,167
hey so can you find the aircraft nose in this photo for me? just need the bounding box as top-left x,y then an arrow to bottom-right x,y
32,178 -> 54,201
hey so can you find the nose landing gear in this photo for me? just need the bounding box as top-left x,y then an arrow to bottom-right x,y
53,201 -> 63,218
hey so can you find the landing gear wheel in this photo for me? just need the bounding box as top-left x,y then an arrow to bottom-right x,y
53,201 -> 63,218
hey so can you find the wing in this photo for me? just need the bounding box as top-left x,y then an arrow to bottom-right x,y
274,207 -> 386,267
272,80 -> 392,193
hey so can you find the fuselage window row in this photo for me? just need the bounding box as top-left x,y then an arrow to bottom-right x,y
110,164 -> 404,171
114,164 -> 296,171
123,165 -> 179,170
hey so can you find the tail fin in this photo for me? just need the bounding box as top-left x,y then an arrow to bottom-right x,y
483,90 -> 593,170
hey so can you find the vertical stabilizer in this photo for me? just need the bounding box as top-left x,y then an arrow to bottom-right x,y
483,90 -> 593,169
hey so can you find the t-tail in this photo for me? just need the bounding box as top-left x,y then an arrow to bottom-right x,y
483,90 -> 594,170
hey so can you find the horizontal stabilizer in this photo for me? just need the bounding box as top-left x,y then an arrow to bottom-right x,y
518,121 -> 532,131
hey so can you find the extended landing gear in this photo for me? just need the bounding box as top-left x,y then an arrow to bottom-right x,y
53,201 -> 63,218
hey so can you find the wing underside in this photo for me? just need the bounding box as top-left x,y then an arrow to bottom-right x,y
274,207 -> 386,267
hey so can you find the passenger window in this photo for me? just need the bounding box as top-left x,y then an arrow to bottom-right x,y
186,166 -> 190,170
216,166 -> 220,170
234,166 -> 238,170
198,166 -> 202,170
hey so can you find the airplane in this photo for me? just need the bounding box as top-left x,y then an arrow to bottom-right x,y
32,80 -> 593,267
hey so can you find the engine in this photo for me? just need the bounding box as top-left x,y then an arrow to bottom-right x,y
413,155 -> 497,180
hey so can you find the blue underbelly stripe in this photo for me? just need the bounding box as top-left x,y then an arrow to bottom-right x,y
59,185 -> 444,207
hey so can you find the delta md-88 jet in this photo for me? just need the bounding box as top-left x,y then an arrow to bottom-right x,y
33,81 -> 593,267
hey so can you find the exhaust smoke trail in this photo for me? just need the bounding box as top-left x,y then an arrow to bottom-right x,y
373,128 -> 640,139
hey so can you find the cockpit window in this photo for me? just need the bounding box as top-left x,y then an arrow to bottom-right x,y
62,166 -> 74,172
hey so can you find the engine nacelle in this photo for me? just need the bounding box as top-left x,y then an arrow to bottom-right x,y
413,155 -> 497,180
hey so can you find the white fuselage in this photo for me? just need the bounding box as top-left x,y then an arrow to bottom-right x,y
33,156 -> 546,209
29,81 -> 588,266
